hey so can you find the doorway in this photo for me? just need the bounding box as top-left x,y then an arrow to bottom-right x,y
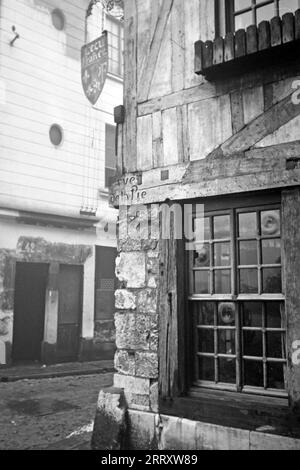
57,265 -> 83,362
13,262 -> 49,362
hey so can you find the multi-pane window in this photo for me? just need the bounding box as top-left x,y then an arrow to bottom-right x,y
219,0 -> 300,34
105,124 -> 116,188
189,203 -> 286,396
106,15 -> 124,77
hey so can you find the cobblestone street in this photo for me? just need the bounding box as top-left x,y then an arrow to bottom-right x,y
0,373 -> 113,450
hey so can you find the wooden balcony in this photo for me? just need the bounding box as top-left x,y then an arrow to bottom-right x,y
195,10 -> 300,80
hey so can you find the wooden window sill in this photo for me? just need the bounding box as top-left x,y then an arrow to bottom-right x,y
195,11 -> 300,81
159,389 -> 300,439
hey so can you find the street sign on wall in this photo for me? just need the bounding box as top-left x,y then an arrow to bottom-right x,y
81,31 -> 108,105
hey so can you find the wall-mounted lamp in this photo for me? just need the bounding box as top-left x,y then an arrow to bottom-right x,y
10,26 -> 20,46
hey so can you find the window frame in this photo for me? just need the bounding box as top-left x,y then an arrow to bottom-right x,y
188,199 -> 287,399
217,0 -> 300,35
105,123 -> 117,188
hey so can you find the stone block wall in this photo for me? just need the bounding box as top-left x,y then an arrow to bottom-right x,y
113,206 -> 159,413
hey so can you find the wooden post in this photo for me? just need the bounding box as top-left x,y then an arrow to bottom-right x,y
159,205 -> 185,400
282,13 -> 295,44
282,188 -> 300,410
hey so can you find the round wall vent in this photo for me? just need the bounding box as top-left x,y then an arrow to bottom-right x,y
49,124 -> 63,146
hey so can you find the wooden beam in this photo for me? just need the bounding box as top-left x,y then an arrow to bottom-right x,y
123,0 -> 138,172
159,207 -> 185,400
221,92 -> 300,156
138,0 -> 174,103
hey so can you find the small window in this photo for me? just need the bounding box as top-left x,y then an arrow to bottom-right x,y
105,124 -> 116,188
106,15 -> 124,77
219,0 -> 300,34
49,124 -> 63,146
51,8 -> 65,31
189,202 -> 286,396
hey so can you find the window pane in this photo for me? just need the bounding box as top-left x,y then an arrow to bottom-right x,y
262,239 -> 281,265
235,11 -> 253,30
239,241 -> 258,265
244,360 -> 263,387
219,357 -> 236,384
194,271 -> 210,294
198,357 -> 214,381
261,210 -> 281,237
198,329 -> 214,354
218,302 -> 236,326
279,0 -> 300,17
267,332 -> 285,359
262,268 -> 282,293
194,243 -> 210,267
214,270 -> 231,294
244,331 -> 263,357
256,4 -> 276,24
197,302 -> 215,325
268,363 -> 285,390
213,215 -> 230,239
238,212 -> 257,237
235,0 -> 251,11
218,330 -> 236,355
266,302 -> 282,329
243,302 -> 262,327
239,269 -> 258,293
214,243 -> 231,267
195,217 -> 210,241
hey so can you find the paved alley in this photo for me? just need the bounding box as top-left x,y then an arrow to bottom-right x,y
0,372 -> 113,450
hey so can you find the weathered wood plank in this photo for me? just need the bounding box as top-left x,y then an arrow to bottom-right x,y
263,83 -> 274,111
295,9 -> 300,39
203,41 -> 213,69
137,115 -> 153,170
138,0 -> 174,103
270,16 -> 282,47
213,37 -> 224,65
282,13 -> 295,44
235,29 -> 246,58
152,111 -> 163,168
246,25 -> 258,54
230,91 -> 244,134
258,21 -> 271,51
171,0 -> 185,92
224,32 -> 234,62
282,187 -> 300,408
184,0 -> 203,89
162,107 -> 179,165
243,86 -> 264,124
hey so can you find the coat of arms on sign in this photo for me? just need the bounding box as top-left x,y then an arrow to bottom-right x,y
81,31 -> 108,105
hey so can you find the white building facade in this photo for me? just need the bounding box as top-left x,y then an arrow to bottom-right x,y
0,0 -> 123,365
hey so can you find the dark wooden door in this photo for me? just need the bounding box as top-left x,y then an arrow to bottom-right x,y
57,265 -> 82,362
13,262 -> 49,362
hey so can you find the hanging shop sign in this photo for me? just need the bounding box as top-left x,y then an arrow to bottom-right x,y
81,31 -> 108,105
